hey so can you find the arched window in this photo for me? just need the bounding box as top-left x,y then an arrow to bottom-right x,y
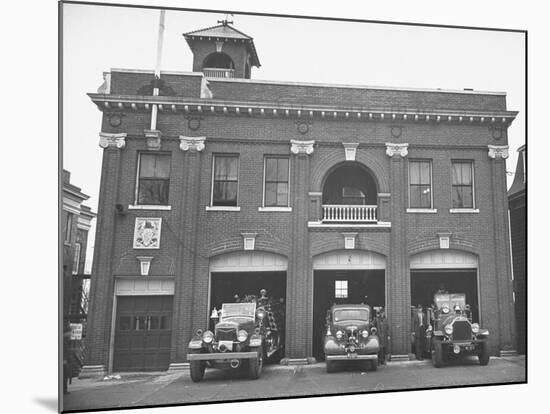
202,52 -> 235,70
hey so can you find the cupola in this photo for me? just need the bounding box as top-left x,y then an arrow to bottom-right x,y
183,20 -> 260,79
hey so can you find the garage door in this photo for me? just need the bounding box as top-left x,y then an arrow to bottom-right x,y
114,295 -> 173,371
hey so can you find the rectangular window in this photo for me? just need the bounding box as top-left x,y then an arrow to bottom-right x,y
409,160 -> 432,208
264,157 -> 289,207
64,213 -> 74,243
72,242 -> 81,275
212,155 -> 239,206
335,280 -> 348,299
137,153 -> 171,205
451,161 -> 474,208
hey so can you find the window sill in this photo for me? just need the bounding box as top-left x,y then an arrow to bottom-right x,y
128,205 -> 172,211
449,208 -> 479,213
406,208 -> 437,213
205,206 -> 241,211
258,207 -> 292,212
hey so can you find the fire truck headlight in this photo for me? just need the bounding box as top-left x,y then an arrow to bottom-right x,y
336,330 -> 344,340
471,323 -> 480,334
444,325 -> 453,335
202,330 -> 214,344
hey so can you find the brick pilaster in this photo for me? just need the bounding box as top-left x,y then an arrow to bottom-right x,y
285,140 -> 314,362
169,137 -> 205,367
81,133 -> 125,377
488,146 -> 516,354
385,143 -> 410,357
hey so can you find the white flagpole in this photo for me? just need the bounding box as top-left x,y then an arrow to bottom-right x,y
150,9 -> 166,131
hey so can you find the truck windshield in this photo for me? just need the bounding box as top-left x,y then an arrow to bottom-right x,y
434,293 -> 466,310
221,303 -> 256,320
334,309 -> 369,322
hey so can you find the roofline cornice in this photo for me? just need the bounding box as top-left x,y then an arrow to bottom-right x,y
88,93 -> 518,124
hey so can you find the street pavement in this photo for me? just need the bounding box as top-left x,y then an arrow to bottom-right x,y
62,356 -> 525,412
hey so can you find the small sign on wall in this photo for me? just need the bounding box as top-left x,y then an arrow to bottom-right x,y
133,218 -> 162,249
70,323 -> 83,340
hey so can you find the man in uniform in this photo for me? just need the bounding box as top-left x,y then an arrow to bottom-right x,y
412,304 -> 427,360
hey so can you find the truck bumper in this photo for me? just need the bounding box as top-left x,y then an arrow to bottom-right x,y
326,353 -> 378,361
187,351 -> 258,361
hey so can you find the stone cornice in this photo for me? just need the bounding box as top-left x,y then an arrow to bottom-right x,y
88,93 -> 518,125
99,132 -> 126,149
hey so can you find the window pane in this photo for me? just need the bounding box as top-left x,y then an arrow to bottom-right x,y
160,315 -> 171,330
419,162 -> 430,184
451,163 -> 462,185
265,182 -> 277,206
410,162 -> 420,184
277,158 -> 289,181
134,316 -> 147,331
215,157 -> 238,180
149,316 -> 160,330
119,316 -> 132,330
460,163 -> 472,185
138,179 -> 169,205
154,155 -> 171,178
459,186 -> 473,208
265,158 -> 278,181
139,154 -> 156,177
276,183 -> 288,206
213,182 -> 238,206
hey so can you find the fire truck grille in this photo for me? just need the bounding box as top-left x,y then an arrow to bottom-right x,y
452,320 -> 471,341
216,328 -> 236,341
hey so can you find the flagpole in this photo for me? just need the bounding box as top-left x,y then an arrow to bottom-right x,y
150,9 -> 165,131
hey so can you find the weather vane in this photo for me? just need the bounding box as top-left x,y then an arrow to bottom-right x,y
218,13 -> 234,26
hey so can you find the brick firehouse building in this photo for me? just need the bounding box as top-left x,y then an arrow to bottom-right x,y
81,23 -> 518,375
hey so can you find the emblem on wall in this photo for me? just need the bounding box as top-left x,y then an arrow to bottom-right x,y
106,112 -> 125,128
390,125 -> 402,138
489,126 -> 505,140
296,121 -> 311,135
187,116 -> 202,131
133,218 -> 162,249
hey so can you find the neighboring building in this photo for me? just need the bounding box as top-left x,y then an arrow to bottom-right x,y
62,170 -> 96,324
81,22 -> 519,375
508,145 -> 526,354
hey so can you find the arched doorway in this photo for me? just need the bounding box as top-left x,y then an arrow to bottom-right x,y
410,249 -> 479,322
321,163 -> 379,223
312,249 -> 386,360
209,251 -> 288,362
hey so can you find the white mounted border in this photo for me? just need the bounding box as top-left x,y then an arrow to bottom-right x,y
133,217 -> 162,249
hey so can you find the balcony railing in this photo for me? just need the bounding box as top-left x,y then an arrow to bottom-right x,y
203,68 -> 235,78
322,204 -> 378,223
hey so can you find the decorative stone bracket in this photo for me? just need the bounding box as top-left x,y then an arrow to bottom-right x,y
385,142 -> 408,157
488,145 -> 509,160
290,139 -> 315,155
144,129 -> 162,151
179,136 -> 206,152
99,132 -> 126,149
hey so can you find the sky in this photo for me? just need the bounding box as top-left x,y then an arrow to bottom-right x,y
62,2 -> 525,272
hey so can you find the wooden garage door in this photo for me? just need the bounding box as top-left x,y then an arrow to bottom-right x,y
114,296 -> 173,371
